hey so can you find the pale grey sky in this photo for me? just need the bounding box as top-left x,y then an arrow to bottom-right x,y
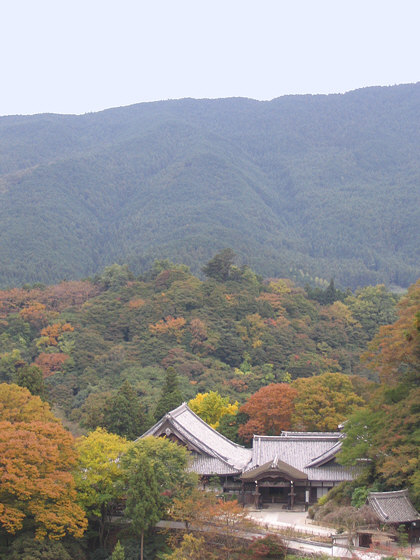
1,0 -> 419,116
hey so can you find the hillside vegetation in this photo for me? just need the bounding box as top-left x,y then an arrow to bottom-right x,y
1,258 -> 419,559
1,83 -> 419,288
0,257 -> 399,426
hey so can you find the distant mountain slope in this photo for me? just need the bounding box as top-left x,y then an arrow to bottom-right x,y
1,83 -> 419,288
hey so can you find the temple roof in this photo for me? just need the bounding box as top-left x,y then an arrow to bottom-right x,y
305,440 -> 343,468
138,403 -> 252,475
368,490 -> 420,524
241,456 -> 308,481
247,433 -> 354,482
138,406 -> 356,482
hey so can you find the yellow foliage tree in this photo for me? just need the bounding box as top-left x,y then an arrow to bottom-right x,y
75,428 -> 131,548
292,372 -> 364,431
188,391 -> 238,429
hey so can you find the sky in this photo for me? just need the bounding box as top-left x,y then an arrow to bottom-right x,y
1,0 -> 420,116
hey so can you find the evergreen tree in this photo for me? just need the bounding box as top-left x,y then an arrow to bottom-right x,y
202,249 -> 236,282
324,279 -> 337,304
111,540 -> 125,560
124,454 -> 163,560
103,381 -> 146,439
13,364 -> 47,400
154,367 -> 183,421
0,350 -> 25,383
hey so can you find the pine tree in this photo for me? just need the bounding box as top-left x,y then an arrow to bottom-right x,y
154,367 -> 183,420
103,381 -> 146,439
202,248 -> 236,282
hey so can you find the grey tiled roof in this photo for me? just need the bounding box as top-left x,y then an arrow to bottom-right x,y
190,455 -> 239,475
247,434 -> 355,482
305,440 -> 343,467
281,431 -> 342,438
368,490 -> 420,523
241,457 -> 308,481
139,403 -> 252,474
139,407 -> 355,482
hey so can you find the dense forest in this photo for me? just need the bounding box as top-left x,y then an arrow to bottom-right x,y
0,255 -> 399,427
0,255 -> 419,559
1,83 -> 420,289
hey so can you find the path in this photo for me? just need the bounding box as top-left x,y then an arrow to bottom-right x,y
245,505 -> 336,537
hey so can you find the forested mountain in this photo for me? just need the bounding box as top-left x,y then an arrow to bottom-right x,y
1,83 -> 419,289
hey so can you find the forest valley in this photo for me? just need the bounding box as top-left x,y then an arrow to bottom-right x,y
0,251 -> 419,559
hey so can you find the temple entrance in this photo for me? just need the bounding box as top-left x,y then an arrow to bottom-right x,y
260,486 -> 288,504
241,457 -> 310,509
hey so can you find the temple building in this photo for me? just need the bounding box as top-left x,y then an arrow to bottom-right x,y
139,403 -> 357,508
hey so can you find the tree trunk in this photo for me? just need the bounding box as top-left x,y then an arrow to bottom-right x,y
141,530 -> 144,560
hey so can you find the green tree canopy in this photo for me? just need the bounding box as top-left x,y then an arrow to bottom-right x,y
122,436 -> 197,560
154,367 -> 183,421
344,285 -> 399,339
340,279 -> 420,507
13,364 -> 47,400
102,380 -> 147,440
202,249 -> 236,282
124,453 -> 162,560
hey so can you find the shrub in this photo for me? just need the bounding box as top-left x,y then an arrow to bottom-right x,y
351,486 -> 369,508
246,534 -> 287,559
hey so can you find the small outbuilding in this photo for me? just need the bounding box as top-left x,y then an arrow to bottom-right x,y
367,489 -> 420,543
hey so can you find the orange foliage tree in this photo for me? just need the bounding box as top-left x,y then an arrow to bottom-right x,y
19,301 -> 53,328
341,280 -> 420,506
34,353 -> 70,378
238,383 -> 297,442
38,323 -> 74,347
0,384 -> 87,539
362,278 -> 420,384
149,316 -> 186,342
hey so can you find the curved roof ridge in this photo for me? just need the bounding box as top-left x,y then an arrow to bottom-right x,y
254,433 -> 341,442
168,415 -> 240,468
176,403 -> 250,450
139,402 -> 251,471
369,489 -> 409,497
141,414 -> 242,472
305,440 -> 343,468
242,457 -> 308,481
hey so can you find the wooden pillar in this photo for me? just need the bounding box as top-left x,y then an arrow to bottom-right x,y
305,483 -> 310,511
288,481 -> 296,510
254,480 -> 260,509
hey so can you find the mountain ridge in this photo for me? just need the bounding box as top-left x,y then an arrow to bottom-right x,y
1,83 -> 419,289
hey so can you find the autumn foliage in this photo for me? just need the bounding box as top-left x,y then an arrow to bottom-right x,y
39,322 -> 74,347
238,383 -> 297,442
362,278 -> 420,384
291,372 -> 364,431
34,352 -> 70,378
149,315 -> 186,341
0,384 -> 87,539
